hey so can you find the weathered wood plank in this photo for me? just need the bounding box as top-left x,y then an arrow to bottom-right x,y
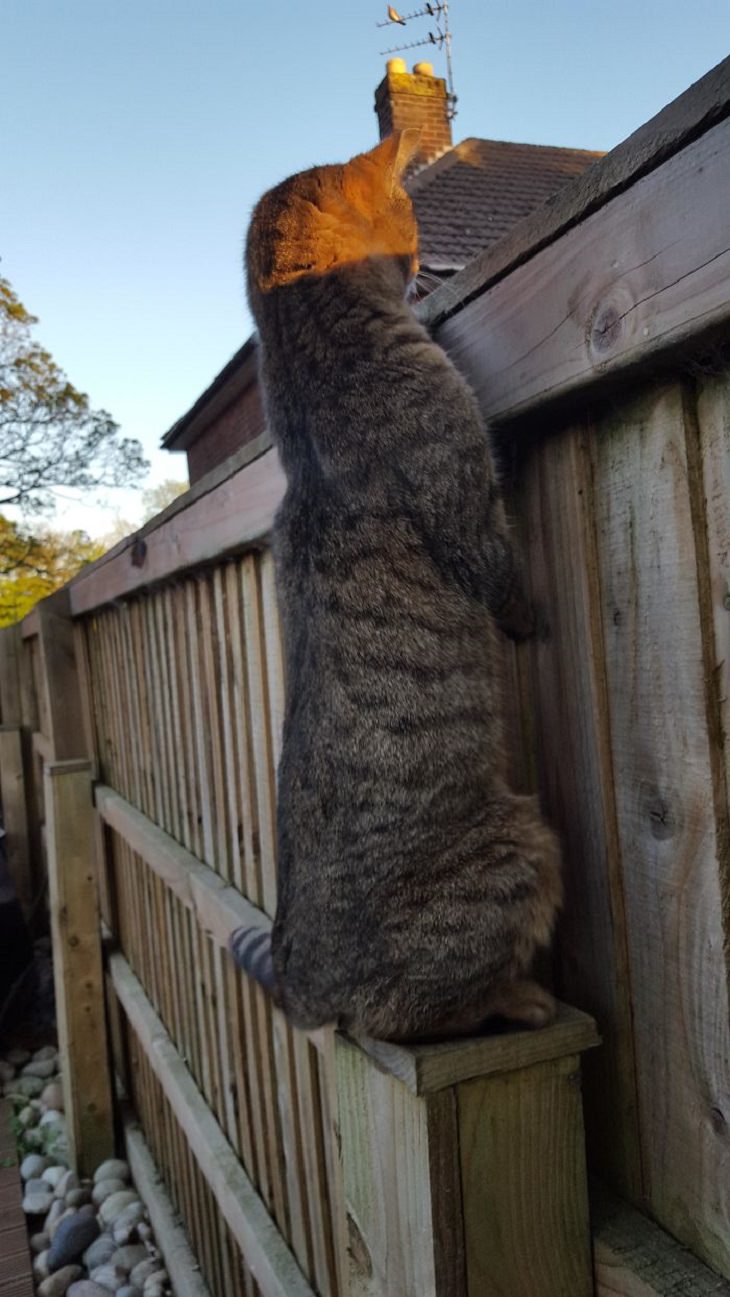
594,383 -> 730,1274
70,449 -> 286,616
45,759 -> 114,1175
437,119 -> 730,425
694,369 -> 730,1008
123,1115 -> 213,1297
516,427 -> 642,1199
0,727 -> 32,919
592,1181 -> 730,1296
420,55 -> 730,330
36,588 -> 88,760
109,951 -> 314,1297
355,1000 -> 599,1094
95,783 -> 271,949
335,1034 -> 442,1297
458,1055 -> 592,1297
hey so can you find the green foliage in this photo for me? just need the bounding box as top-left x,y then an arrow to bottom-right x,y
140,476 -> 188,522
0,275 -> 149,514
0,513 -> 106,626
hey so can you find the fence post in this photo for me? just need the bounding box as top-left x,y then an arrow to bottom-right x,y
0,725 -> 32,920
45,758 -> 114,1176
336,1005 -> 600,1297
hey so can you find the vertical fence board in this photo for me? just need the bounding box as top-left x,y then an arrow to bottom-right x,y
517,427 -> 642,1200
594,383 -> 730,1274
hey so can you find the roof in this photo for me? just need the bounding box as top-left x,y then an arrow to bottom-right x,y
163,134 -> 602,450
408,137 -> 603,271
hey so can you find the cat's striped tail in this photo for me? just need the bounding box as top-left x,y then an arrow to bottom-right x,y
228,925 -> 277,997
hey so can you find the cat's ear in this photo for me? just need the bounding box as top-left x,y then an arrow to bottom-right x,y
366,129 -> 422,192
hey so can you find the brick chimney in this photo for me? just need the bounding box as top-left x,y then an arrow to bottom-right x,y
374,59 -> 452,173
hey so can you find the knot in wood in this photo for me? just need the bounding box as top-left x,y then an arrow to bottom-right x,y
639,781 -> 681,841
590,303 -> 623,356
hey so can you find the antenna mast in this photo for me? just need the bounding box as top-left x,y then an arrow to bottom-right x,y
377,3 -> 457,119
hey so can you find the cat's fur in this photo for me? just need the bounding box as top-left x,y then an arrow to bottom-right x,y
234,130 -> 562,1040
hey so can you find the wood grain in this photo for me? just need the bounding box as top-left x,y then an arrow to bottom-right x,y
458,1055 -> 592,1297
515,427 -> 642,1198
45,759 -> 114,1175
110,951 -> 314,1297
437,120 -> 730,425
592,1181 -> 730,1296
594,382 -> 730,1274
70,448 -> 286,616
355,1000 -> 599,1093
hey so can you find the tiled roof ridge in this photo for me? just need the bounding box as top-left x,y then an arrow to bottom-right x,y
408,135 -> 604,195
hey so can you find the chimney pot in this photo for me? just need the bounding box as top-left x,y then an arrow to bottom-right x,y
374,59 -> 452,174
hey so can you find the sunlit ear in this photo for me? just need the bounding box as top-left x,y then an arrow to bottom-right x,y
363,128 -> 423,191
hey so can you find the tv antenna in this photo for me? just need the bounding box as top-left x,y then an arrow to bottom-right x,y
377,3 -> 457,119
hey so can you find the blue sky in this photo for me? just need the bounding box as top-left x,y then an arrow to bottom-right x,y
2,1 -> 728,533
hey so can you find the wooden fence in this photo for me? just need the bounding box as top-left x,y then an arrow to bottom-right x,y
2,54 -> 730,1297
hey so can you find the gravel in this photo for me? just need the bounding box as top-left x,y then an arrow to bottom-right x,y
2,1042 -> 173,1296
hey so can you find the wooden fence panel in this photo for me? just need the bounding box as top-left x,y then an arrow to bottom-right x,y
592,382 -> 730,1272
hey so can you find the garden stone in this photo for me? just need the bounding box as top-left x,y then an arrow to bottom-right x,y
66,1187 -> 91,1208
41,1082 -> 65,1112
15,1074 -> 44,1097
129,1259 -> 162,1288
31,1229 -> 50,1254
136,1223 -> 153,1244
68,1283 -> 112,1297
17,1104 -> 38,1129
22,1127 -> 45,1151
47,1209 -> 100,1269
55,1169 -> 79,1198
33,1045 -> 59,1062
90,1265 -> 129,1292
93,1158 -> 130,1184
142,1271 -> 168,1297
20,1153 -> 49,1180
0,1060 -> 15,1083
117,1288 -> 141,1297
22,1056 -> 57,1079
99,1190 -> 140,1226
33,1248 -> 50,1280
23,1187 -> 54,1215
112,1243 -> 148,1272
40,1109 -> 66,1129
112,1201 -> 146,1244
92,1177 -> 127,1207
24,1176 -> 48,1195
42,1165 -> 67,1190
83,1233 -> 118,1269
38,1265 -> 84,1297
46,1199 -> 70,1238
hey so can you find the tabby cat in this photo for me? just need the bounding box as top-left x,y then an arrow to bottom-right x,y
229,129 -> 562,1040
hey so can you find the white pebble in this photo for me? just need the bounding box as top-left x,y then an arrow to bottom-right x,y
42,1165 -> 67,1190
92,1178 -> 127,1207
20,1153 -> 49,1180
33,1247 -> 50,1280
23,1188 -> 54,1215
93,1158 -> 130,1184
100,1191 -> 140,1226
90,1264 -> 129,1293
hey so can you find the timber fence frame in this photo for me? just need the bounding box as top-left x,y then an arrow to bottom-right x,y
3,53 -> 730,1297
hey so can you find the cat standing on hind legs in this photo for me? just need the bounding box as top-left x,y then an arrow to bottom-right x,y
229,128 -> 563,1041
